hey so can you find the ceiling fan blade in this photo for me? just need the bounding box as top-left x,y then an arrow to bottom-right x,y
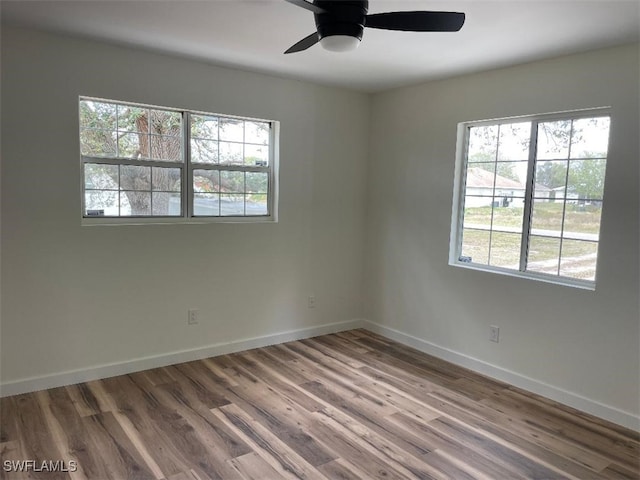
365,11 -> 465,32
284,0 -> 326,15
285,32 -> 320,54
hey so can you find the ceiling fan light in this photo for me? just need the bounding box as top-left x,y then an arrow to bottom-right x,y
320,35 -> 360,52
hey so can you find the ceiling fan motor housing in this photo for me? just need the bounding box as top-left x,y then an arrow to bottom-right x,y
314,0 -> 368,41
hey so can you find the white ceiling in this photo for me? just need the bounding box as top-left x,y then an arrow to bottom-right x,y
2,0 -> 639,92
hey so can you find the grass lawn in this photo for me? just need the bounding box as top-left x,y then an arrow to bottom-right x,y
461,201 -> 600,279
463,201 -> 601,234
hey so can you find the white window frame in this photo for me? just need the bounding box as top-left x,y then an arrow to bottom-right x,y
80,97 -> 279,225
449,107 -> 611,290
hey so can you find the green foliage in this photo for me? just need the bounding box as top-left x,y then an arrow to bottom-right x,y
535,161 -> 566,189
568,158 -> 606,199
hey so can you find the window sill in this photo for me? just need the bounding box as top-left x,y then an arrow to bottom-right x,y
81,215 -> 277,226
449,260 -> 596,291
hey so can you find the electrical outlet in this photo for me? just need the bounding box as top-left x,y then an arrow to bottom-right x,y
307,295 -> 316,308
489,325 -> 500,343
188,308 -> 199,325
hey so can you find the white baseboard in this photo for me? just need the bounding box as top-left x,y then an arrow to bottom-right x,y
362,320 -> 640,432
0,319 -> 365,398
3,318 -> 637,431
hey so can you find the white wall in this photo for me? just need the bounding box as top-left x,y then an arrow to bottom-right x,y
2,26 -> 638,430
0,28 -> 369,386
365,44 -> 639,427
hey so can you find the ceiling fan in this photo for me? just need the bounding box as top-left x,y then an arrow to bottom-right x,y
284,0 -> 465,54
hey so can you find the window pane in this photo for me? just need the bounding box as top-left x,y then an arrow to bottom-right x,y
80,130 -> 117,157
526,236 -> 560,275
117,106 -> 149,133
85,163 -> 119,190
455,113 -> 608,285
150,110 -> 181,136
246,172 -> 268,193
462,202 -> 492,230
497,122 -> 530,160
461,229 -> 490,265
534,160 -> 567,199
489,232 -> 521,269
120,165 -> 151,191
150,135 -> 182,162
121,191 -> 151,216
465,164 -> 495,195
118,132 -> 146,159
560,240 -> 598,280
245,121 -> 270,145
152,192 -> 181,216
245,144 -> 269,166
194,193 -> 220,216
491,204 -> 524,232
191,115 -> 218,139
152,167 -> 181,192
567,159 -> 606,200
220,170 -> 245,193
81,99 -> 275,221
246,194 -> 268,216
219,142 -> 243,165
194,169 -> 220,193
85,190 -> 119,216
563,203 -> 602,240
494,161 -> 527,197
468,125 -> 498,162
530,200 -> 563,238
191,139 -> 218,164
570,117 -> 610,159
219,118 -> 244,142
220,194 -> 245,216
537,120 -> 571,160
80,101 -> 116,130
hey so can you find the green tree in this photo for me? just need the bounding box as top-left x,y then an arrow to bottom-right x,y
80,101 -> 181,215
568,158 -> 606,199
535,162 -> 566,189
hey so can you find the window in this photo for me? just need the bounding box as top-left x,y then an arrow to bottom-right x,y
450,109 -> 611,289
80,97 -> 278,223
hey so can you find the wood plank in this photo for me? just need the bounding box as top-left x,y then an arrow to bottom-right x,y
0,396 -> 18,443
226,451 -> 284,480
387,411 -> 530,479
80,412 -> 158,480
482,388 -> 639,469
156,384 -> 251,461
212,403 -> 326,480
240,350 -> 326,412
85,379 -> 118,414
0,329 -> 636,480
431,387 -> 612,472
413,390 -> 606,479
224,355 -> 437,474
37,388 -> 100,480
599,461 -> 640,479
311,408 -> 443,480
221,360 -> 338,467
421,450 -> 480,480
1,441 -> 28,480
98,375 -> 198,478
299,337 -> 369,369
427,416 -> 572,479
11,393 -> 69,480
65,383 -> 101,418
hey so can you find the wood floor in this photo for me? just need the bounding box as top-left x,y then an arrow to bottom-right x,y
1,329 -> 638,480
